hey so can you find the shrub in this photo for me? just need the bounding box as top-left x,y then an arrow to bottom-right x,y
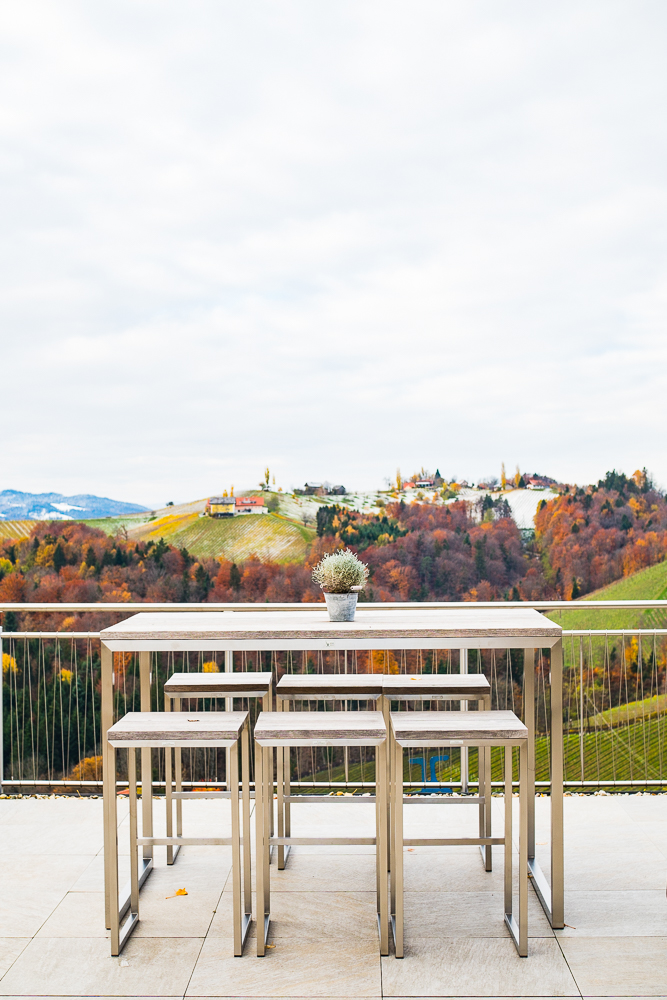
311,549 -> 369,593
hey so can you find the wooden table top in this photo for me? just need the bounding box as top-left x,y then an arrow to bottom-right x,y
100,608 -> 561,652
390,710 -> 528,744
164,671 -> 273,696
254,710 -> 387,746
107,711 -> 248,747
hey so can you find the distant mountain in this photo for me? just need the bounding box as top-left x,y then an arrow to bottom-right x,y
0,490 -> 149,521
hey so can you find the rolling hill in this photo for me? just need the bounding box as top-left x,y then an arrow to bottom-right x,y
547,558 -> 667,631
127,509 -> 314,563
0,520 -> 34,542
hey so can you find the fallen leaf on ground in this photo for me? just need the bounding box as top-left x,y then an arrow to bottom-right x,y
265,943 -> 276,948
166,888 -> 188,898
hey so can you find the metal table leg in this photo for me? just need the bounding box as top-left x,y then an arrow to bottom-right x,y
526,641 -> 564,928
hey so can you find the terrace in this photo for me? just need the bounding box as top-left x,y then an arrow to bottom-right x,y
1,599 -> 666,997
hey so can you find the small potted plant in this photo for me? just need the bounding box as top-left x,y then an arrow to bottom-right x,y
312,548 -> 369,621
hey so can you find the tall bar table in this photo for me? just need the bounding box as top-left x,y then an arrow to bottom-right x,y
100,607 -> 564,929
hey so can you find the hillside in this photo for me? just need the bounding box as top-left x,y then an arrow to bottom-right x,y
0,520 -> 34,542
81,495 -> 318,563
127,509 -> 314,563
547,558 -> 667,631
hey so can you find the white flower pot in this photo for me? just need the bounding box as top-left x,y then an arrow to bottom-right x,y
323,592 -> 358,622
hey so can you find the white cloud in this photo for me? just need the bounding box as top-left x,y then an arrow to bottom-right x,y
1,0 -> 666,504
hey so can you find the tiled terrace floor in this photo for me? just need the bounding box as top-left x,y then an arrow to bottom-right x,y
0,792 -> 665,998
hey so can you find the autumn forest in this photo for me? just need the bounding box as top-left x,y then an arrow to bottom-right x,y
0,470 -> 665,631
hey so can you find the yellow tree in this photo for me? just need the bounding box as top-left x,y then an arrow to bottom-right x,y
501,462 -> 507,490
396,468 -> 403,491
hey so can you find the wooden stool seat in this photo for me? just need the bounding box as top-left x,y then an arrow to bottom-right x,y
382,673 -> 490,699
253,710 -> 389,956
107,711 -> 251,958
164,671 -> 273,699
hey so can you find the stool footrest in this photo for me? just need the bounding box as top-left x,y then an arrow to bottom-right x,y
118,858 -> 152,923
172,791 -> 232,799
137,837 -> 233,846
284,794 -> 376,803
270,836 -> 376,846
528,857 -> 558,926
404,796 -> 484,804
404,837 -> 505,847
112,910 -> 139,957
504,912 -> 527,957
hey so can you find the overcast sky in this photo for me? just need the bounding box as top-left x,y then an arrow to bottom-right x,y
1,1 -> 666,505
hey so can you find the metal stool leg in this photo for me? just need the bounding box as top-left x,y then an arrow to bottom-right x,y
504,745 -> 513,925
241,722 -> 252,926
165,743 -> 175,865
129,748 -> 139,918
174,697 -> 183,841
255,740 -> 269,956
109,745 -> 120,956
519,741 -> 528,956
392,740 -> 404,958
230,735 -> 243,955
376,740 -> 389,956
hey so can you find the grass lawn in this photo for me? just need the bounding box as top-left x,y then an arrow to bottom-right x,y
547,559 -> 667,631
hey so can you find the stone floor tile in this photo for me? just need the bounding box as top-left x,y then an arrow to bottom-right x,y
550,849 -> 667,892
134,888 -> 222,938
186,937 -> 382,997
210,890 -> 378,942
269,853 -> 377,892
1,854 -> 97,893
402,848 -> 511,893
0,822 -> 105,857
0,939 -> 30,978
0,888 -> 66,938
559,936 -> 667,996
381,937 -> 579,996
626,822 -> 667,858
36,892 -> 107,938
142,859 -> 233,895
556,891 -> 667,937
0,936 -> 203,997
401,891 -> 553,939
71,853 -> 131,891
619,794 -> 667,822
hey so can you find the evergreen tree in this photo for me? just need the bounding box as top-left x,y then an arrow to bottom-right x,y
53,541 -> 66,573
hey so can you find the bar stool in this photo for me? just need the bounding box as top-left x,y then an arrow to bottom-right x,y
253,710 -> 389,956
107,711 -> 251,957
390,710 -> 529,958
275,672 -> 493,871
164,671 -> 272,865
275,673 -> 385,868
382,674 -> 492,869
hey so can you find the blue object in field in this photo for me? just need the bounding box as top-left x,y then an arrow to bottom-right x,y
409,754 -> 451,794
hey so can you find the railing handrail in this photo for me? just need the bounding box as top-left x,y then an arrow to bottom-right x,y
2,628 -> 666,640
2,599 -> 667,612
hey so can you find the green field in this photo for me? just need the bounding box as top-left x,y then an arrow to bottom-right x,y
547,559 -> 667,631
301,717 -> 667,790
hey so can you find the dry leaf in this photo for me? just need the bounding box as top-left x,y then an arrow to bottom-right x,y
166,888 -> 188,898
265,943 -> 276,949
